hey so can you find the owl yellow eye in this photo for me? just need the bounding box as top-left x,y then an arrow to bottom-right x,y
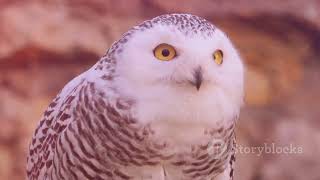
154,43 -> 176,61
213,50 -> 223,65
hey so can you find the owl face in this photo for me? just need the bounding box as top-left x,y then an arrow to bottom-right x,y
112,14 -> 244,125
115,24 -> 243,94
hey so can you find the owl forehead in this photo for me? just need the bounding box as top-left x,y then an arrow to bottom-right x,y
118,14 -> 216,48
138,14 -> 216,36
97,14 -> 216,70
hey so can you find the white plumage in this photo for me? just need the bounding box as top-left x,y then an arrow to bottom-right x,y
27,14 -> 244,180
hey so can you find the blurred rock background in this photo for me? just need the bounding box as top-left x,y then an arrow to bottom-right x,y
0,0 -> 319,179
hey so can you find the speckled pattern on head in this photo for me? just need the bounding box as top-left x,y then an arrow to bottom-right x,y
95,14 -> 216,71
110,14 -> 216,55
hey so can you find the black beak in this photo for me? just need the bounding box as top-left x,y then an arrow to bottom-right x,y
191,66 -> 203,91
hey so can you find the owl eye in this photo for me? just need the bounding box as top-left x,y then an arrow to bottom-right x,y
213,50 -> 223,65
154,43 -> 176,61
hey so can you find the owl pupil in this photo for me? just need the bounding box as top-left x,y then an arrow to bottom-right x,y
162,49 -> 170,57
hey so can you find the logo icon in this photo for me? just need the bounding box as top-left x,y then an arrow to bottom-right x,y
207,139 -> 228,158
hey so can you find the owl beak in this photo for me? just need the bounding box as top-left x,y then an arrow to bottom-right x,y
191,66 -> 203,91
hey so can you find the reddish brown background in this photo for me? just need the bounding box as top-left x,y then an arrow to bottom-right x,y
0,0 -> 319,179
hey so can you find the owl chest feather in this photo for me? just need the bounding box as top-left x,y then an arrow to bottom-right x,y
91,95 -> 235,180
27,79 -> 236,180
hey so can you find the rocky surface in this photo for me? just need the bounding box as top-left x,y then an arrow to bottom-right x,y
0,1 -> 319,179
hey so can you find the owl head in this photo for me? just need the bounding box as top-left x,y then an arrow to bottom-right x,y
101,14 -> 244,125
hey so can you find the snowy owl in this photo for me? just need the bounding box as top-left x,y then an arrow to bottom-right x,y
27,14 -> 244,180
